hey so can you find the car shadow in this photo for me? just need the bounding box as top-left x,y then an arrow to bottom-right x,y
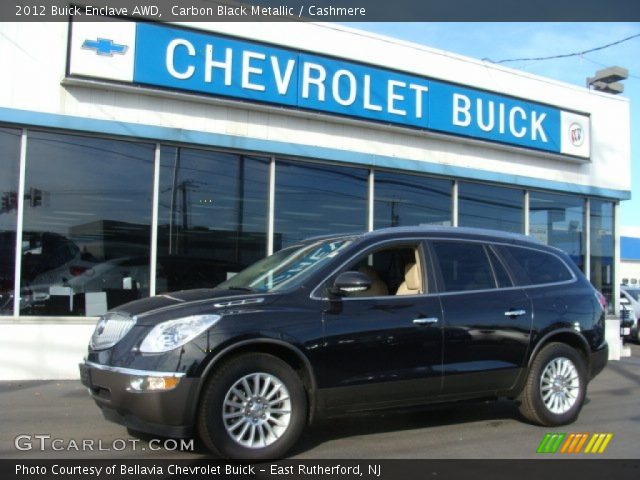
288,399 -> 523,457
127,396 -> 597,459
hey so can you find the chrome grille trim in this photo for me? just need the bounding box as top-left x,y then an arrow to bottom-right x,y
83,360 -> 185,377
90,312 -> 136,350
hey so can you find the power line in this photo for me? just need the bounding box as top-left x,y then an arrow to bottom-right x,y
581,54 -> 640,80
483,32 -> 640,64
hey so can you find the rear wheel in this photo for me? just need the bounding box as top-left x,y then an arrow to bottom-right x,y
518,342 -> 587,426
197,353 -> 307,459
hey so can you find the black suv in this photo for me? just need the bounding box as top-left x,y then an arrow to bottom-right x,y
80,227 -> 608,459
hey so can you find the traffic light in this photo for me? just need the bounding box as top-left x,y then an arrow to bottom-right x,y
1,192 -> 17,212
29,188 -> 42,207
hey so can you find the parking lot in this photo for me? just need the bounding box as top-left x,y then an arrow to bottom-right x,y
1,344 -> 638,459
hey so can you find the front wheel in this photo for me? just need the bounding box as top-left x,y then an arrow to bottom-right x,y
197,353 -> 308,460
518,342 -> 587,426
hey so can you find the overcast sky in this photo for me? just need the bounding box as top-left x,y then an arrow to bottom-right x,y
348,22 -> 640,228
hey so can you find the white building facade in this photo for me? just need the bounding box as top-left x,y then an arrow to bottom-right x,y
0,20 -> 631,379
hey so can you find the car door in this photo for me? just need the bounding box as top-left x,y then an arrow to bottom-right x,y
430,240 -> 533,395
317,240 -> 444,411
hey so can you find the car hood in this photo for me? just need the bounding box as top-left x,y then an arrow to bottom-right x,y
112,288 -> 280,324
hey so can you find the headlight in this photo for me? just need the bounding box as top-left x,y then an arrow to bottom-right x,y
139,314 -> 221,353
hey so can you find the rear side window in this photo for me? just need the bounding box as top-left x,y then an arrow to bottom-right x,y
432,241 -> 495,292
487,247 -> 513,288
506,247 -> 573,285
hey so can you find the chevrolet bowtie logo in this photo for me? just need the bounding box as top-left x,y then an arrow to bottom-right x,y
81,38 -> 128,56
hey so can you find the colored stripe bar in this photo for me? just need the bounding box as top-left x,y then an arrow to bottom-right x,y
537,433 -> 566,453
584,433 -> 614,453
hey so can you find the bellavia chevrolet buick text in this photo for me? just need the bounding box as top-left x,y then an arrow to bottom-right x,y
80,227 -> 608,459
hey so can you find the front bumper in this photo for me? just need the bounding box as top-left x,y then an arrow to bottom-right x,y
79,361 -> 199,438
589,342 -> 608,379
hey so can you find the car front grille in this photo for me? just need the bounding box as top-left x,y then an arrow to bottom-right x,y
90,312 -> 136,350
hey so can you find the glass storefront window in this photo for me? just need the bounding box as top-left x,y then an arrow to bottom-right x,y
274,160 -> 368,248
458,182 -> 524,234
20,131 -> 154,316
0,128 -> 21,315
590,200 -> 614,312
374,171 -> 451,228
157,147 -> 269,292
529,191 -> 585,271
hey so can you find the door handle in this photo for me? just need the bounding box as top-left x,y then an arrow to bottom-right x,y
504,309 -> 527,317
413,317 -> 439,325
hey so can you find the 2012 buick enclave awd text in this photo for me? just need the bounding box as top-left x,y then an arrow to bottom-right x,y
80,227 -> 608,459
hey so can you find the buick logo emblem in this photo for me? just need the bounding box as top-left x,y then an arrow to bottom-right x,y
569,123 -> 584,147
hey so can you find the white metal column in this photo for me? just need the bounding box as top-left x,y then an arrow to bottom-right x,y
12,130 -> 27,317
614,201 -> 621,316
149,143 -> 161,296
267,156 -> 276,256
523,190 -> 530,235
367,169 -> 375,232
451,180 -> 458,227
584,198 -> 591,281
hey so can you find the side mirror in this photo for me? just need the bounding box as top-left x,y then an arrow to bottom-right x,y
331,271 -> 372,296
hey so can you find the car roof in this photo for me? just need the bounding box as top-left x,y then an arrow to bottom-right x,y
366,225 -> 536,242
303,226 -> 552,249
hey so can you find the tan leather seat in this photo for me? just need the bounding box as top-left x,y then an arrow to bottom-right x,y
396,262 -> 421,295
355,265 -> 389,296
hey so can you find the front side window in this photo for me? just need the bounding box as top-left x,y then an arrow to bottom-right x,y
504,246 -> 573,285
432,241 -> 496,292
216,238 -> 353,293
338,243 -> 425,298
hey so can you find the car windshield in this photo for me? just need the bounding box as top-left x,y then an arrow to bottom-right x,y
215,238 -> 354,293
624,288 -> 640,302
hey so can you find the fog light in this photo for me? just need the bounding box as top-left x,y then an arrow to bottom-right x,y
128,376 -> 181,392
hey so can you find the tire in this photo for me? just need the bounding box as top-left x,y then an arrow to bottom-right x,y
518,342 -> 587,426
197,353 -> 308,460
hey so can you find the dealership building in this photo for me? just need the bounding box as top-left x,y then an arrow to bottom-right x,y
0,20 -> 631,379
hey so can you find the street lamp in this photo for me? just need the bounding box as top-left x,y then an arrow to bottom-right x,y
586,66 -> 628,94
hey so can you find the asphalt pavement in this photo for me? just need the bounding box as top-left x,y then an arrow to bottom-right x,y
1,344 -> 638,459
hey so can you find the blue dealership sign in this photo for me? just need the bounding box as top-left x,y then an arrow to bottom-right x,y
68,20 -> 589,158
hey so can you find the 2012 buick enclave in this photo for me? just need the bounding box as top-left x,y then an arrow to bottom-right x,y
80,226 -> 608,459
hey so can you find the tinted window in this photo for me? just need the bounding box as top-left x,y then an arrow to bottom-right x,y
432,241 -> 495,292
487,247 -> 512,288
275,160 -> 367,248
374,171 -> 451,228
157,147 -> 269,293
506,247 -> 573,285
0,128 -> 21,315
529,191 -> 584,271
21,131 -> 155,316
458,182 -> 524,234
590,200 -> 614,312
